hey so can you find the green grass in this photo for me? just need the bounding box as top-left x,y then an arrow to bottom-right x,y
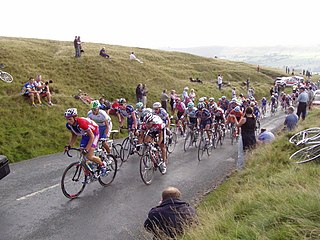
181,109 -> 320,240
0,36 -> 285,162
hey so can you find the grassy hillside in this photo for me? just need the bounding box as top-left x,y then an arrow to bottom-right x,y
0,37 -> 284,162
181,109 -> 320,239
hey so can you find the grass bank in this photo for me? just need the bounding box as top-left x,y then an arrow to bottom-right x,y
0,37 -> 284,162
182,109 -> 320,239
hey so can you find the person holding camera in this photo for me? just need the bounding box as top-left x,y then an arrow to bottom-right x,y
34,75 -> 53,106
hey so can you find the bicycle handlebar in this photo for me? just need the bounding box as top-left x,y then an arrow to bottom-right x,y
64,147 -> 81,157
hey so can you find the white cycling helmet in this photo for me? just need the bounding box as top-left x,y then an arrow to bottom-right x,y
143,112 -> 154,123
153,102 -> 162,109
64,108 -> 77,118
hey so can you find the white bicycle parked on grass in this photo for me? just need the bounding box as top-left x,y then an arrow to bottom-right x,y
0,64 -> 13,83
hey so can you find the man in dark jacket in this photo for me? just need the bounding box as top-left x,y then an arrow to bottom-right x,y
144,187 -> 197,239
136,83 -> 143,103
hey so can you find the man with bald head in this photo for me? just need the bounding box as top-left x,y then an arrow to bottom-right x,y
144,186 -> 197,239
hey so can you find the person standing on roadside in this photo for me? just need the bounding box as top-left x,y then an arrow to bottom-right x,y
296,86 -> 309,120
142,83 -> 148,108
160,89 -> 169,111
135,83 -> 143,103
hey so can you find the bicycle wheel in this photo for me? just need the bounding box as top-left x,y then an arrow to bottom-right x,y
289,128 -> 320,145
219,130 -> 224,146
167,132 -> 177,154
0,71 -> 13,83
121,137 -> 132,162
206,138 -> 214,156
140,152 -> 155,185
230,127 -> 236,145
194,130 -> 201,148
212,131 -> 218,149
255,120 -> 261,136
184,131 -> 193,151
99,154 -> 117,186
289,144 -> 320,164
112,143 -> 123,169
61,162 -> 86,199
198,138 -> 205,161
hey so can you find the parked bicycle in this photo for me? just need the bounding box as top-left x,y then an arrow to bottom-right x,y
289,127 -> 320,164
0,64 -> 13,83
61,148 -> 117,199
139,142 -> 166,185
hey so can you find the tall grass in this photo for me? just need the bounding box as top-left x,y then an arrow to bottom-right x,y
181,109 -> 320,239
0,36 -> 284,162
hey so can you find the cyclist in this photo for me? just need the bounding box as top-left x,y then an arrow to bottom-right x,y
87,100 -> 112,154
173,98 -> 186,136
195,102 -> 212,143
117,98 -> 138,131
141,112 -> 167,174
183,102 -> 198,131
152,102 -> 171,129
212,103 -> 226,124
219,96 -> 229,113
226,106 -> 243,136
135,102 -> 145,127
261,97 -> 267,116
64,108 -> 107,175
270,94 -> 277,113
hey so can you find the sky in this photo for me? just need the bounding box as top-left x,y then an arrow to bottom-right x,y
2,0 -> 319,49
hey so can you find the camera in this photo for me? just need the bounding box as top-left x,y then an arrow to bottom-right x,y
45,80 -> 53,85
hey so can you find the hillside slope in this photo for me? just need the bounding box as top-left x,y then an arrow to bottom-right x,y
0,37 -> 283,162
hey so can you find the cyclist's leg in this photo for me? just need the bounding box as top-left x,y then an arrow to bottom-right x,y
80,135 -> 103,166
99,125 -> 111,154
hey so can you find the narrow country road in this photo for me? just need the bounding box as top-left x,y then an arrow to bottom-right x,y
0,113 -> 285,240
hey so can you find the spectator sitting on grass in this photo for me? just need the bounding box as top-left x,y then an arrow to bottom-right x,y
99,47 -> 110,59
34,75 -> 53,106
284,106 -> 298,131
21,77 -> 43,107
258,128 -> 275,143
130,52 -> 143,63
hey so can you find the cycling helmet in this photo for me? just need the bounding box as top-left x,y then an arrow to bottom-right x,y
143,112 -> 154,123
262,97 -> 266,100
212,103 -> 218,110
198,97 -> 204,102
90,100 -> 100,109
234,106 -> 241,112
118,98 -> 127,104
64,108 -> 77,118
231,98 -> 237,102
187,102 -> 194,108
175,97 -> 181,102
153,102 -> 162,109
142,108 -> 153,118
136,102 -> 143,109
221,96 -> 226,100
209,97 -> 215,102
197,102 -> 205,110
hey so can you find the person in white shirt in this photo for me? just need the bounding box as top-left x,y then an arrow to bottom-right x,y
129,52 -> 143,63
217,74 -> 223,90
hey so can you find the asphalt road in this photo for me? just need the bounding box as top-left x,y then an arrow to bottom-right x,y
0,112 -> 285,240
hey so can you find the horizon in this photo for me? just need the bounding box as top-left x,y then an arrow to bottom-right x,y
2,0 -> 319,50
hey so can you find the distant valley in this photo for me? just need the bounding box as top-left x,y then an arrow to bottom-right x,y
164,45 -> 320,73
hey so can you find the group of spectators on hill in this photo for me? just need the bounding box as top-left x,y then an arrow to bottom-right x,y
21,75 -> 53,107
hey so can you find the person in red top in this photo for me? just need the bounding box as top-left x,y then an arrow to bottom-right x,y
226,106 -> 243,136
64,108 -> 107,174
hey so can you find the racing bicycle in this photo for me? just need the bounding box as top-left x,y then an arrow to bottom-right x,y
61,148 -> 117,199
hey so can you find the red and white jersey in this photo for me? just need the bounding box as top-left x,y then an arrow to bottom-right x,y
142,115 -> 165,133
66,117 -> 99,136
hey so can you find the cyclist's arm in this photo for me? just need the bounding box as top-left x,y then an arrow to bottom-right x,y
105,120 -> 110,137
68,132 -> 78,147
131,112 -> 138,129
157,130 -> 164,146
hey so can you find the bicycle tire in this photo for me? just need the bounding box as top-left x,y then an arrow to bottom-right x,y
289,128 -> 320,145
0,71 -> 13,83
120,137 -> 132,162
212,132 -> 218,149
99,154 -> 117,186
289,144 -> 320,164
167,132 -> 177,154
184,131 -> 193,151
112,143 -> 123,169
198,138 -> 205,161
61,162 -> 86,199
139,152 -> 155,185
206,138 -> 213,156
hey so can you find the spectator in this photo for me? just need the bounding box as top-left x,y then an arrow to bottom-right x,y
258,128 -> 275,143
246,78 -> 250,91
296,87 -> 309,120
136,83 -> 143,103
99,97 -> 111,111
182,87 -> 189,103
34,75 -> 53,106
170,90 -> 177,115
230,106 -> 256,151
108,99 -> 119,116
78,36 -> 83,54
257,65 -> 260,72
217,74 -> 223,90
99,47 -> 110,59
189,88 -> 196,102
130,52 -> 143,63
142,84 -> 148,108
144,186 -> 197,239
307,86 -> 314,110
231,87 -> 236,99
73,36 -> 80,58
21,77 -> 42,107
284,106 -> 298,131
160,89 -> 169,111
